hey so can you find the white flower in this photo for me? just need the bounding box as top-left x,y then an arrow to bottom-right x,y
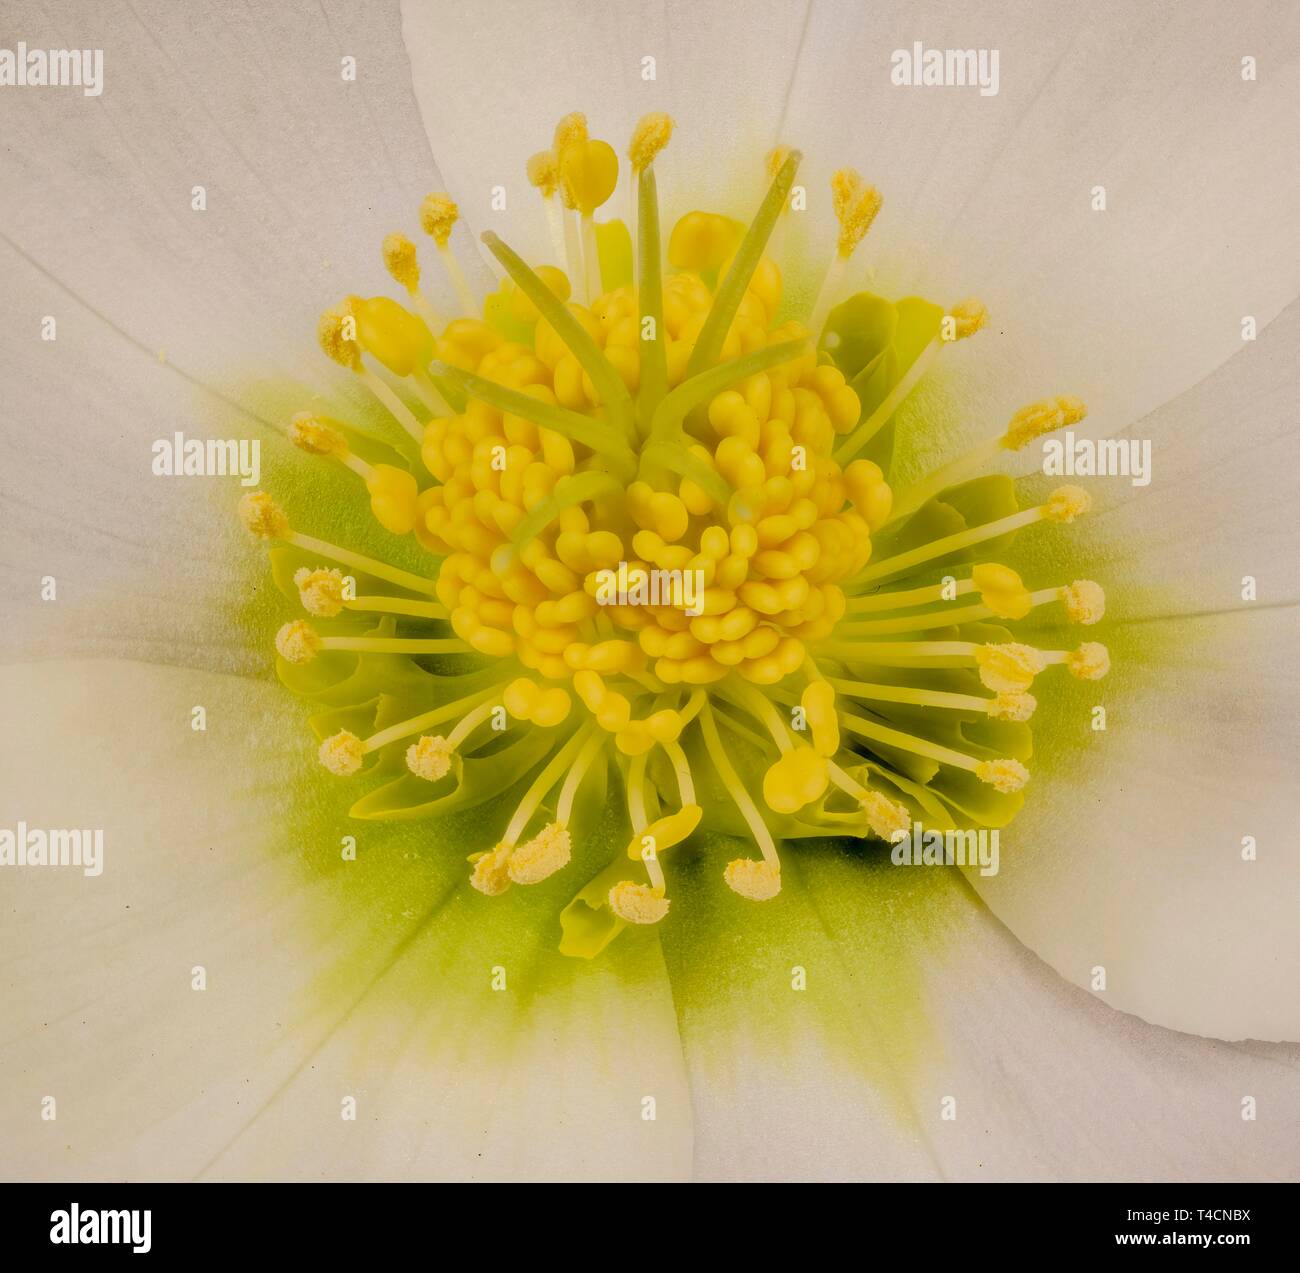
0,0 -> 1296,1180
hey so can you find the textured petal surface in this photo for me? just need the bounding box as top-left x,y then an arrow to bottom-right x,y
0,662 -> 692,1180
663,843 -> 1300,1180
962,300 -> 1300,1041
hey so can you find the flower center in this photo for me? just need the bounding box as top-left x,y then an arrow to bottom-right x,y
239,110 -> 1111,958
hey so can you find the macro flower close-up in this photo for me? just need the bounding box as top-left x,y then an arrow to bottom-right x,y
1,0 -> 1298,1195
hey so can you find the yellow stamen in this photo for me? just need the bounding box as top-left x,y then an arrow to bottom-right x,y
975,642 -> 1047,692
1066,642 -> 1111,679
406,734 -> 453,781
275,619 -> 322,664
239,491 -> 441,595
831,168 -> 883,259
975,758 -> 1030,793
289,412 -> 348,456
419,192 -> 459,248
607,880 -> 669,924
947,297 -> 988,339
469,842 -> 514,896
629,112 -> 674,173
382,232 -> 420,291
294,566 -> 346,617
1002,395 -> 1088,451
1062,579 -> 1106,624
508,822 -> 573,885
853,486 -> 1092,584
238,490 -> 290,539
318,730 -> 365,776
723,857 -> 782,900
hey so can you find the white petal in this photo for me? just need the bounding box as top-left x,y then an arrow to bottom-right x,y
0,3 -> 448,661
401,0 -> 814,262
667,850 -> 1300,1180
774,2 -> 1300,443
0,662 -> 692,1180
963,299 -> 1300,1042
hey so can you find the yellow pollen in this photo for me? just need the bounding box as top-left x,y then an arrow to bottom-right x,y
275,619 -> 321,664
553,111 -> 588,152
382,232 -> 420,291
553,111 -> 590,210
1063,580 -> 1106,624
242,109 -> 1119,961
1068,642 -> 1111,680
469,842 -> 514,896
289,412 -> 347,456
724,857 -> 782,900
293,566 -> 346,617
526,150 -> 560,197
976,758 -> 1030,793
608,880 -> 670,924
1044,484 -> 1092,523
419,192 -> 459,247
989,691 -> 1037,722
317,300 -> 361,370
319,730 -> 365,776
975,642 -> 1046,692
508,822 -> 573,885
629,112 -> 674,172
766,145 -> 792,181
1002,396 -> 1088,450
860,789 -> 910,840
238,490 -> 289,539
831,168 -> 883,258
947,297 -> 988,339
406,734 -> 453,782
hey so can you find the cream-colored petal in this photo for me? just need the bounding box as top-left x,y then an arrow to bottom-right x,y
664,846 -> 1300,1180
0,662 -> 692,1180
961,299 -> 1300,1042
401,0 -> 814,262
774,1 -> 1300,460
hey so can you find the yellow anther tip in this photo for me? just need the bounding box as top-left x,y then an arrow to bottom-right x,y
860,790 -> 910,841
975,758 -> 1030,794
975,642 -> 1046,693
293,567 -> 346,618
608,880 -> 670,925
723,858 -> 782,901
317,301 -> 361,370
1045,485 -> 1092,523
629,112 -> 674,172
988,691 -> 1037,722
382,232 -> 420,291
419,192 -> 459,247
1056,394 -> 1087,425
1002,397 -> 1086,450
469,842 -> 514,896
507,823 -> 572,885
831,168 -> 882,257
289,412 -> 347,457
275,619 -> 320,665
765,145 -> 792,181
1063,580 -> 1106,624
1068,642 -> 1111,680
406,734 -> 453,782
947,297 -> 988,339
553,111 -> 588,151
238,490 -> 289,539
318,730 -> 364,776
526,150 -> 560,196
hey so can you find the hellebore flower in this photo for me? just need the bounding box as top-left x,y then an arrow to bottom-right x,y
1,0 -> 1297,1180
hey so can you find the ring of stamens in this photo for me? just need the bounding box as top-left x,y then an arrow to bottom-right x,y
239,108 -> 1112,956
